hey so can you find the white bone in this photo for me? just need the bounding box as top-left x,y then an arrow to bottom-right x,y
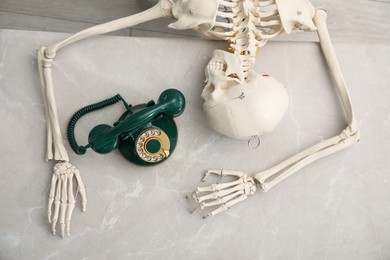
275,0 -> 317,34
201,189 -> 244,208
73,168 -> 87,212
188,170 -> 256,218
190,8 -> 359,218
47,171 -> 58,223
37,51 -> 69,162
38,0 -> 175,165
47,162 -> 87,237
195,179 -> 243,193
253,9 -> 360,191
66,171 -> 75,236
202,50 -> 289,139
202,169 -> 245,182
36,0 -> 359,227
37,2 -> 173,236
44,0 -> 174,59
168,0 -> 219,32
195,183 -> 245,202
51,171 -> 62,235
59,173 -> 68,238
205,193 -> 249,218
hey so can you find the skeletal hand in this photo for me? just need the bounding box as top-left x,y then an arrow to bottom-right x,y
187,170 -> 257,218
48,162 -> 87,237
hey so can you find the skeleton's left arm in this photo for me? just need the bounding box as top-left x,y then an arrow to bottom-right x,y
37,0 -> 174,237
189,9 -> 360,218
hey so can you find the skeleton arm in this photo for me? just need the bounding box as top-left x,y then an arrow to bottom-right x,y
44,1 -> 173,59
38,0 -> 174,161
37,0 -> 175,237
188,9 -> 360,217
255,9 -> 360,191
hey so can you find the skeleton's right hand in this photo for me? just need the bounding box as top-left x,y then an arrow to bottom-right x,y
48,162 -> 87,237
187,170 -> 257,218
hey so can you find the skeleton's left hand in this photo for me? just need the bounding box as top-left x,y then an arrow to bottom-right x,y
188,170 -> 257,218
48,162 -> 87,237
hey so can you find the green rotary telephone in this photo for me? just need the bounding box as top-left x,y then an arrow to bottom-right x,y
67,89 -> 186,166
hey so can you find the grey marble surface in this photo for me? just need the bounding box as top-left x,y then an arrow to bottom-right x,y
0,29 -> 389,259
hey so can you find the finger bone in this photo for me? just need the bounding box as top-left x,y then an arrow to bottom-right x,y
59,173 -> 68,238
51,174 -> 62,235
196,184 -> 244,203
47,173 -> 58,223
206,194 -> 249,218
66,171 -> 75,236
74,169 -> 87,212
201,189 -> 244,209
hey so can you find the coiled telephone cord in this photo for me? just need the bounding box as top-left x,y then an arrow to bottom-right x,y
67,94 -> 129,155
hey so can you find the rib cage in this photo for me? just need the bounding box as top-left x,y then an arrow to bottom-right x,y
206,0 -> 283,81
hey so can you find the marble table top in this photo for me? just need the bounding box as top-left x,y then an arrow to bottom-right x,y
0,29 -> 389,259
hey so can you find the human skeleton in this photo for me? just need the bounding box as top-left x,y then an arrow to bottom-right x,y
37,0 -> 360,236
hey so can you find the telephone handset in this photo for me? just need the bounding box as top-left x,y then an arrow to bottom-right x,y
67,89 -> 186,166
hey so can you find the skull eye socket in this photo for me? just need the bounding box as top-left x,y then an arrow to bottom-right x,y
207,83 -> 216,93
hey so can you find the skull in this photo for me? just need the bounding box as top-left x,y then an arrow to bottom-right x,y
202,50 -> 289,140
